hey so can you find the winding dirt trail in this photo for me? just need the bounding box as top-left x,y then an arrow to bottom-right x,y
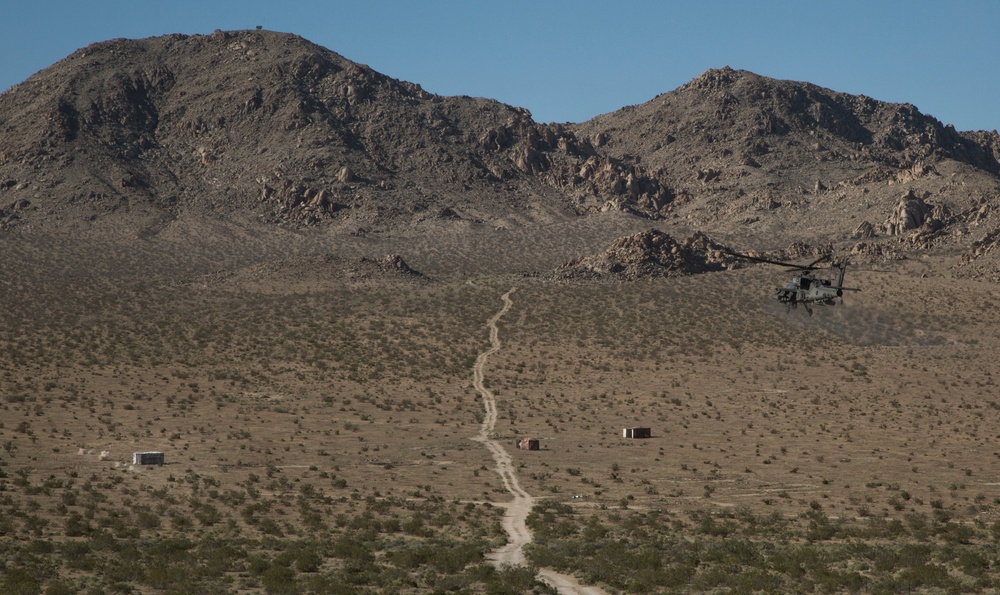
472,288 -> 608,595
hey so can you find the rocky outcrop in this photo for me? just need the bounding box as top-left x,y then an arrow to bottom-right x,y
556,229 -> 737,280
477,120 -> 676,219
884,190 -> 949,235
362,254 -> 422,277
854,221 -> 877,239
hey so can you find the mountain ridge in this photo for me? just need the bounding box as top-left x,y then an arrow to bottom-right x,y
0,30 -> 675,229
3,30 -> 1000,276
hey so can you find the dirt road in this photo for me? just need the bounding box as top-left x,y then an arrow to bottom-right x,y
472,288 -> 608,595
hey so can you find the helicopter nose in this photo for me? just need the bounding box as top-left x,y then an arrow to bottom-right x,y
836,289 -> 843,297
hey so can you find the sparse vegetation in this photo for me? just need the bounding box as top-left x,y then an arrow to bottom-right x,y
4,36 -> 1000,590
4,264 -> 1000,592
526,500 -> 1000,592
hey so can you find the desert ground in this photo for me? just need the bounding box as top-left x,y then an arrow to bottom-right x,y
3,217 -> 1000,593
6,28 -> 1000,594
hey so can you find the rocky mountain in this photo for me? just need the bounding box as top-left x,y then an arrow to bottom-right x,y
575,68 -> 1000,254
3,30 -> 1000,276
0,30 -> 669,231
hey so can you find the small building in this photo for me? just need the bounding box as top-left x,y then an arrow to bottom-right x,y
518,437 -> 540,450
623,427 -> 651,439
133,452 -> 165,465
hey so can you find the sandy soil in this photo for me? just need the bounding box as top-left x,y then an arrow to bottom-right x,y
472,288 -> 608,595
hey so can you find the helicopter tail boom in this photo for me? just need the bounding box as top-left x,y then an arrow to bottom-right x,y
834,257 -> 848,290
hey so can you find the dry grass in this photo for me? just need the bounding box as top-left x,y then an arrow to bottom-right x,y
491,271 -> 1000,519
3,223 -> 1000,592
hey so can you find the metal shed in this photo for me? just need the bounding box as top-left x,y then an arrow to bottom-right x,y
518,437 -> 540,450
623,427 -> 651,439
132,452 -> 165,465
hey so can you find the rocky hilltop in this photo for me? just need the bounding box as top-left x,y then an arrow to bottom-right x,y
3,31 -> 1000,277
576,68 -> 1000,260
0,30 -> 669,230
556,229 -> 739,280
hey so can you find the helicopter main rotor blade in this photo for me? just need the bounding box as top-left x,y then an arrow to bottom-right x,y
724,250 -> 831,271
805,254 -> 832,269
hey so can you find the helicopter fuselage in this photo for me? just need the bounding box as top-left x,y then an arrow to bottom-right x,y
725,250 -> 855,315
773,272 -> 843,312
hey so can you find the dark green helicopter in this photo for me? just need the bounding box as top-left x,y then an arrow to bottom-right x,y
728,252 -> 860,315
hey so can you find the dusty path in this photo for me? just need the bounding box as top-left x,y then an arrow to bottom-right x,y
472,288 -> 608,595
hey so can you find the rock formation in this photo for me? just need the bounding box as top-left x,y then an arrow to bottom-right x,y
556,229 -> 738,280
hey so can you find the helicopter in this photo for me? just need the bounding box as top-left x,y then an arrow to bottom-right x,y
727,251 -> 860,315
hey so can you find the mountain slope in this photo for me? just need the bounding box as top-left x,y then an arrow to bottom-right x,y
571,67 -> 1000,251
3,33 -> 1000,275
0,30 -> 672,230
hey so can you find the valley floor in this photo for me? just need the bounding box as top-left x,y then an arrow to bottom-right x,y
3,226 -> 1000,592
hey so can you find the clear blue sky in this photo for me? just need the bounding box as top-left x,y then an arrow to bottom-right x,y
2,1 -> 998,132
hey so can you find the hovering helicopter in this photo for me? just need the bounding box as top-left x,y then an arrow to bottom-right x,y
727,251 -> 860,315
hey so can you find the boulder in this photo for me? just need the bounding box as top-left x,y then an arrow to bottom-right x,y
854,221 -> 877,239
885,191 -> 930,235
